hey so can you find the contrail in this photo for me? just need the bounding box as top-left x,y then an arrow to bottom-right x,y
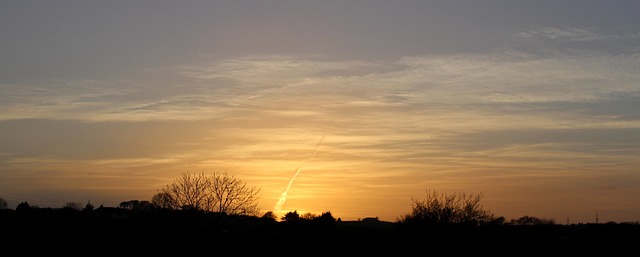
273,134 -> 325,213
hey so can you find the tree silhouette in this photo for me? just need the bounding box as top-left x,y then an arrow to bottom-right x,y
0,197 -> 7,210
301,212 -> 317,220
151,191 -> 177,209
397,189 -> 494,226
261,211 -> 278,221
119,200 -> 154,213
84,202 -> 94,212
63,202 -> 83,210
156,171 -> 261,216
208,172 -> 260,215
509,215 -> 555,225
119,200 -> 139,209
313,211 -> 337,226
16,201 -> 31,212
159,172 -> 214,211
282,210 -> 301,222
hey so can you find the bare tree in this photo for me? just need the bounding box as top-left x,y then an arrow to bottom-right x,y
161,172 -> 213,211
397,189 -> 494,226
63,202 -> 83,210
301,212 -> 318,220
209,172 -> 261,216
157,171 -> 261,216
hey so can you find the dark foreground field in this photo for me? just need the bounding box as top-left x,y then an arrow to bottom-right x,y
2,208 -> 638,255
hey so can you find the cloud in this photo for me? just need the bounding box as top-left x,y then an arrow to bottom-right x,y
511,26 -> 640,57
2,51 -> 639,220
515,27 -> 608,42
2,52 -> 640,134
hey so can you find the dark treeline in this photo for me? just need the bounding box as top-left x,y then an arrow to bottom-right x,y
1,201 -> 638,255
1,176 -> 638,254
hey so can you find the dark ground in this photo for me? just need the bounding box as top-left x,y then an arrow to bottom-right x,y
2,208 -> 638,255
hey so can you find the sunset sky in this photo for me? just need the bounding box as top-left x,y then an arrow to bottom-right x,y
1,1 -> 639,223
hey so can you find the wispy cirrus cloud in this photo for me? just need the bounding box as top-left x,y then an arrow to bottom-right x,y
515,27 -> 608,42
511,26 -> 640,56
3,51 -> 640,133
1,53 -> 639,223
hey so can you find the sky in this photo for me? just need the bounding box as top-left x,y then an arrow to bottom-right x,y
1,0 -> 639,224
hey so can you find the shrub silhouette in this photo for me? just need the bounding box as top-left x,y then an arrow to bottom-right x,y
260,211 -> 278,221
2,192 -> 640,253
0,197 -> 7,209
282,210 -> 301,222
509,215 -> 555,225
396,189 -> 494,226
63,201 -> 83,210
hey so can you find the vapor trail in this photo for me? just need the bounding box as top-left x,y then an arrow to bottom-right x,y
273,135 -> 326,213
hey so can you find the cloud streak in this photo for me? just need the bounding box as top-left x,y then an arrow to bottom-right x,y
3,51 -> 639,128
2,44 -> 640,222
273,134 -> 325,214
